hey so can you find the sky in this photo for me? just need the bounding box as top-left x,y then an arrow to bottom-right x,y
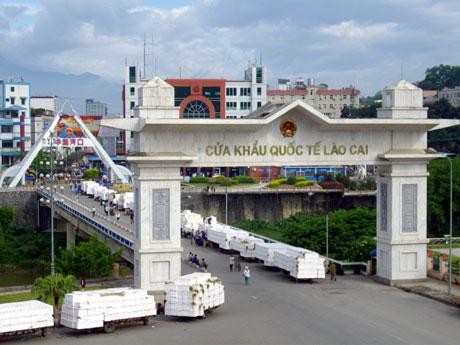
0,0 -> 459,99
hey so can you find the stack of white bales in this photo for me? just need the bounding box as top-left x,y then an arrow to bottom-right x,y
255,242 -> 291,267
181,210 -> 203,235
273,247 -> 325,279
95,185 -> 108,200
165,273 -> 225,317
229,235 -> 264,259
0,300 -> 53,334
207,225 -> 248,250
60,288 -> 156,330
121,192 -> 134,210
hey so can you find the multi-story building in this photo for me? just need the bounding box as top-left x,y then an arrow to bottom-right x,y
438,86 -> 460,107
122,63 -> 267,152
267,78 -> 360,118
86,99 -> 108,116
31,95 -> 58,113
30,109 -> 54,145
0,79 -> 31,170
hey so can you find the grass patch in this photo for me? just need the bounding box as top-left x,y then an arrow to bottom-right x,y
0,285 -> 105,305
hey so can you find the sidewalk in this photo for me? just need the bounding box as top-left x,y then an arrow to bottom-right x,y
396,278 -> 460,307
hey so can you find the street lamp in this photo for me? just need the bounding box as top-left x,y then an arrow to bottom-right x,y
225,184 -> 228,224
447,156 -> 453,296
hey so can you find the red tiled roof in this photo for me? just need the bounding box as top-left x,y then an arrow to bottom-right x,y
267,89 -> 308,96
317,88 -> 360,96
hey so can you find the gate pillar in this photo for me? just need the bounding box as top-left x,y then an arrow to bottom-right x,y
376,161 -> 429,284
129,156 -> 195,291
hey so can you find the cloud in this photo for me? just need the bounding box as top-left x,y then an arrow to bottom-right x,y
1,0 -> 460,100
319,20 -> 398,40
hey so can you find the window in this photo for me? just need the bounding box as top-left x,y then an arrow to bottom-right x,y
256,67 -> 263,83
240,102 -> 251,110
257,101 -> 262,108
183,100 -> 210,118
10,97 -> 15,105
130,101 -> 135,109
1,125 -> 13,133
2,140 -> 13,148
257,87 -> 262,96
226,102 -> 237,110
329,104 -> 334,109
2,156 -> 9,165
130,87 -> 135,96
226,88 -> 237,96
10,86 -> 15,92
20,97 -> 26,105
129,66 -> 136,83
240,88 -> 251,96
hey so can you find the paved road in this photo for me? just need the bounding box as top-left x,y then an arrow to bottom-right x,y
19,239 -> 460,345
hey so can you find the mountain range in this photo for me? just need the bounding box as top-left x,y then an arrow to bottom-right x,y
0,57 -> 122,114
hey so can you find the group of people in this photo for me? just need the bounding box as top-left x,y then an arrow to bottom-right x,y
188,252 -> 208,271
190,230 -> 208,247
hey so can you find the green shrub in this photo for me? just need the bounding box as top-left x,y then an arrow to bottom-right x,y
269,181 -> 281,188
209,175 -> 225,184
295,180 -> 314,187
233,175 -> 255,184
190,176 -> 209,183
83,168 -> 99,180
286,176 -> 297,185
219,178 -> 239,187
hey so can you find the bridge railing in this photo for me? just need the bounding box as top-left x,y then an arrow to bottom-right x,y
37,189 -> 133,250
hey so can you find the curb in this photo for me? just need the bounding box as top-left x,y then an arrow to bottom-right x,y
397,285 -> 460,308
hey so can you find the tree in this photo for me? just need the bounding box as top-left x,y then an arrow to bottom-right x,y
418,64 -> 460,90
233,208 -> 376,262
427,158 -> 460,237
427,98 -> 460,119
56,235 -> 121,279
30,150 -> 52,176
32,273 -> 78,322
83,167 -> 100,180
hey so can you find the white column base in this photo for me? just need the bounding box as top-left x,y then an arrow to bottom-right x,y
134,247 -> 182,291
376,240 -> 427,284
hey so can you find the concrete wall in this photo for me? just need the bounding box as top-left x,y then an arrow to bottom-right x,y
181,191 -> 375,223
0,189 -> 37,228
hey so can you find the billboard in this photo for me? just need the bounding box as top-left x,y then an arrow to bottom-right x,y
48,115 -> 102,147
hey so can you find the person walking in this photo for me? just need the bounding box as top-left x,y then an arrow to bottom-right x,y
229,255 -> 235,272
92,207 -> 96,217
243,266 -> 251,285
105,205 -> 109,216
116,212 -> 121,221
130,211 -> 134,224
330,262 -> 337,281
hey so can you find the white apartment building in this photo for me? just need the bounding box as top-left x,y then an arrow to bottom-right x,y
438,86 -> 460,107
0,79 -> 31,170
86,98 -> 108,116
122,63 -> 268,152
225,65 -> 267,118
268,78 -> 360,118
31,95 -> 58,113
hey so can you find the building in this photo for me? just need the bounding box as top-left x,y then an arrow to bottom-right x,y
85,99 -> 108,116
122,63 -> 268,152
0,79 -> 31,170
30,109 -> 54,145
438,86 -> 460,107
31,95 -> 58,113
267,78 -> 360,118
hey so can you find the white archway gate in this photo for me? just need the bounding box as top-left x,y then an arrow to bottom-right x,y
103,78 -> 459,290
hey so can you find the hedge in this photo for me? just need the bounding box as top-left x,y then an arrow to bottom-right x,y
233,175 -> 255,184
268,180 -> 281,188
190,176 -> 209,183
295,180 -> 314,187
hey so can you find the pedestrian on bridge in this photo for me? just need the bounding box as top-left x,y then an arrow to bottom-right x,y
116,212 -> 121,221
92,207 -> 96,216
229,255 -> 235,272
